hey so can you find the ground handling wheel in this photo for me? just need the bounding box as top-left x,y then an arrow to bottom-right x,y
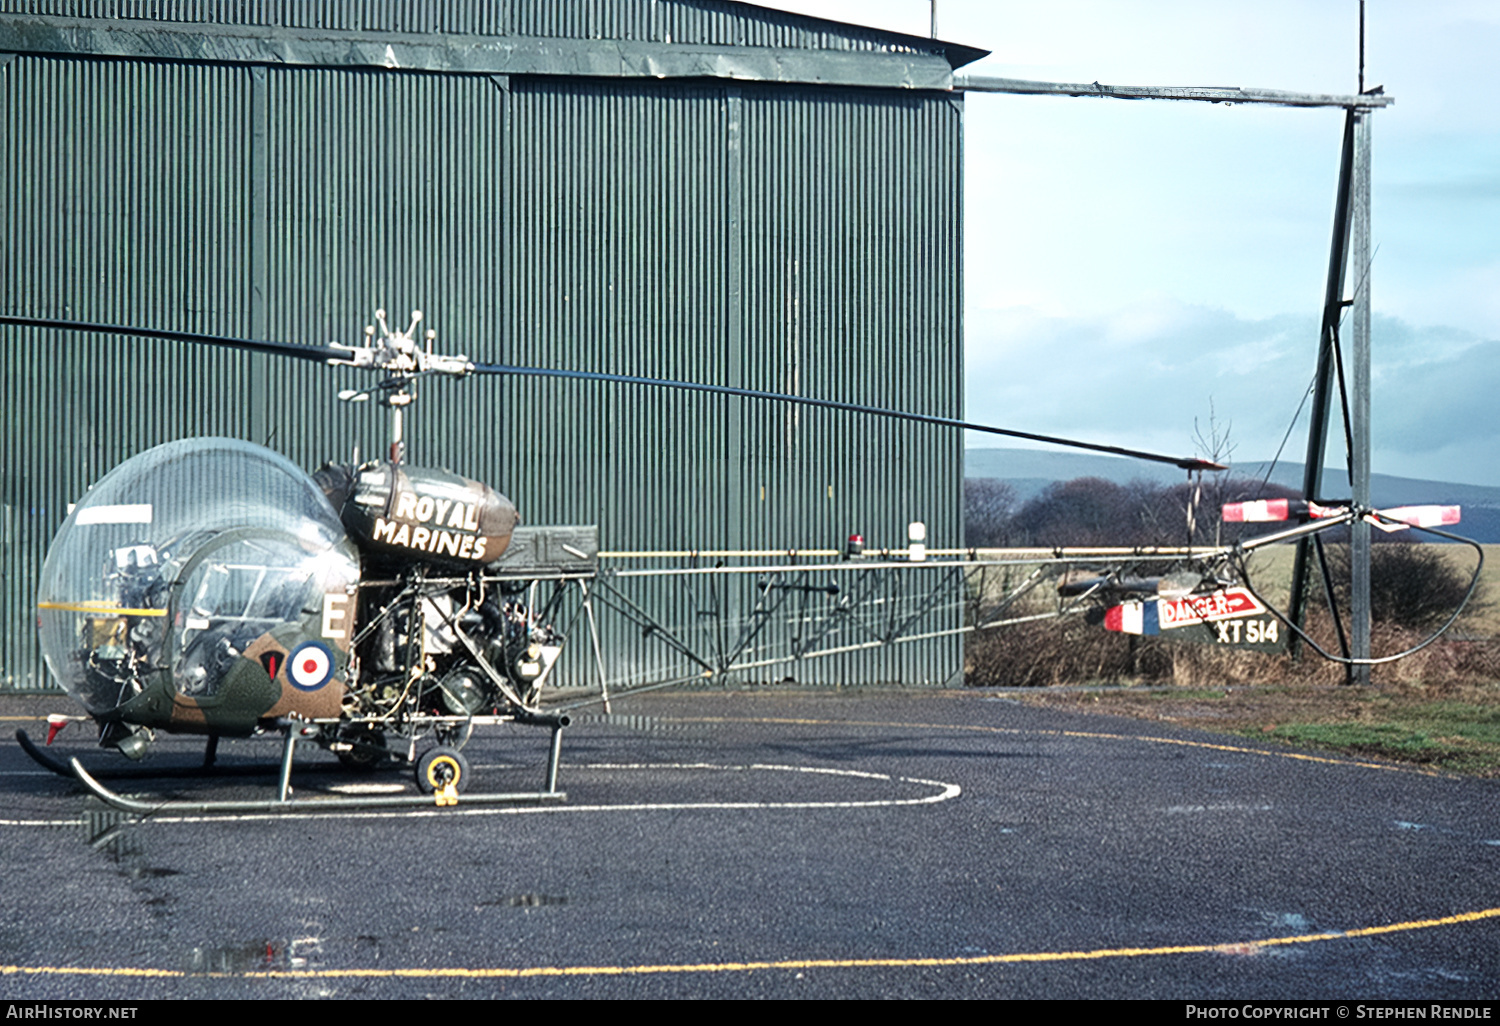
416,746 -> 469,806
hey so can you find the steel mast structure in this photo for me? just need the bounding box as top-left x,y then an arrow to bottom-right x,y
955,59 -> 1392,682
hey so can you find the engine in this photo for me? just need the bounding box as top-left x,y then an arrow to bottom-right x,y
343,577 -> 563,723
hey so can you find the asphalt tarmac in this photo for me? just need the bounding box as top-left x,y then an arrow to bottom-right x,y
0,686 -> 1496,1000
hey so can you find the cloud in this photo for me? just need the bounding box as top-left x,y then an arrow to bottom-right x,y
1385,171 -> 1500,204
966,299 -> 1500,485
748,1 -> 1500,484
1374,336 -> 1500,463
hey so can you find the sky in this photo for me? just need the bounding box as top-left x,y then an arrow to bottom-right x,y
754,1 -> 1500,488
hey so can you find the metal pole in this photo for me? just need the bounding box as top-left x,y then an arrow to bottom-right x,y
1350,108 -> 1373,684
1359,0 -> 1366,95
545,724 -> 564,793
578,579 -> 612,713
1288,110 -> 1355,659
952,76 -> 1392,110
276,723 -> 298,802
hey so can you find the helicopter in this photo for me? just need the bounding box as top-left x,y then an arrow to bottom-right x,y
2,305 -> 1231,812
16,310 -> 612,811
1,308 -> 1480,814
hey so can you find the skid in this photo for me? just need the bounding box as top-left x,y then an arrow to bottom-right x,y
21,708 -> 572,816
17,729 -> 277,781
69,758 -> 566,816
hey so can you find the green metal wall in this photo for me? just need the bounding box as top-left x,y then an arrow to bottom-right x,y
0,1 -> 968,691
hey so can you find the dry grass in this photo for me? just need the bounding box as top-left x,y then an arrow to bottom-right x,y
1000,676 -> 1500,777
963,543 -> 1500,775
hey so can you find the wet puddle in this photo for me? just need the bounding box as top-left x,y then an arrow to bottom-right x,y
477,893 -> 569,908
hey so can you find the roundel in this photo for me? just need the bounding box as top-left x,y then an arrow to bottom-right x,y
288,641 -> 336,691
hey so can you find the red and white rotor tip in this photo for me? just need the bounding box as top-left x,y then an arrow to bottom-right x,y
1221,499 -> 1460,529
1368,505 -> 1462,530
1220,499 -> 1330,522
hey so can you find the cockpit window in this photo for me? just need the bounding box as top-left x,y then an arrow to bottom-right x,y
37,439 -> 359,715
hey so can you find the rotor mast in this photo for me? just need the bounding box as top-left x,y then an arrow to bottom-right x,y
331,308 -> 475,466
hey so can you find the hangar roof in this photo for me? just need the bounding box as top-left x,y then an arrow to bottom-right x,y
0,0 -> 989,90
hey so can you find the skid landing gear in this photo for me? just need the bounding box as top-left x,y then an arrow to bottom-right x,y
22,712 -> 570,816
18,729 -> 276,781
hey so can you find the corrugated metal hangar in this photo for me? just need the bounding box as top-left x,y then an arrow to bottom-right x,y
0,1 -> 985,692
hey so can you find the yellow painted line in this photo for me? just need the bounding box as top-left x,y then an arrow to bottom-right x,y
3,907 -> 1498,981
36,601 -> 166,618
669,716 -> 1439,776
0,966 -> 185,978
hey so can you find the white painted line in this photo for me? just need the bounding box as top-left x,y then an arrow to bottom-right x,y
0,761 -> 962,828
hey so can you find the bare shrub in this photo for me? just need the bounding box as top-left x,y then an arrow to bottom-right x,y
1008,478 -> 1163,547
964,478 -> 1018,547
965,609 -> 1343,689
986,475 -> 1304,549
1361,622 -> 1500,687
964,596 -> 1497,689
1319,541 -> 1483,632
1160,621 -> 1343,689
961,471 -> 1488,689
965,617 -> 1136,687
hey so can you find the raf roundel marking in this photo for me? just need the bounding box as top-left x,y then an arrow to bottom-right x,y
288,641 -> 336,691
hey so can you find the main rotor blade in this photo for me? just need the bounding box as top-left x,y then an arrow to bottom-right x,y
0,314 -> 1223,472
472,362 -> 1224,472
0,314 -> 348,363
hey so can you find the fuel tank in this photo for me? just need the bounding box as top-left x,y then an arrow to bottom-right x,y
320,462 -> 520,567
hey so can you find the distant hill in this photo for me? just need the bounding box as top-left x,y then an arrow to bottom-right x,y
965,448 -> 1500,543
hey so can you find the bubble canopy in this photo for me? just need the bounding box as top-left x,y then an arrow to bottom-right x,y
37,438 -> 359,716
